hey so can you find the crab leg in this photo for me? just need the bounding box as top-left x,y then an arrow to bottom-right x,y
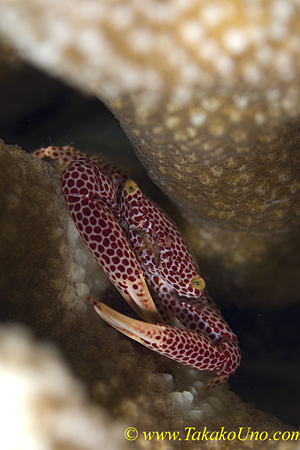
149,275 -> 238,346
33,145 -> 129,184
33,145 -> 88,166
89,300 -> 240,390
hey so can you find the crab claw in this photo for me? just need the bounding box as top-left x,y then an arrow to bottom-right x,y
89,301 -> 240,389
121,277 -> 163,324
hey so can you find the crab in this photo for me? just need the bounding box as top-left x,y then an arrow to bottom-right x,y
33,146 -> 241,389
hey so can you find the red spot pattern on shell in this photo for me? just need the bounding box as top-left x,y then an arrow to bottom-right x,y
120,182 -> 205,298
60,158 -> 142,294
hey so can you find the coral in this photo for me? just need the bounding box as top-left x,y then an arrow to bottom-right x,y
0,0 -> 300,306
0,141 -> 297,448
0,324 -> 127,450
0,0 -> 299,228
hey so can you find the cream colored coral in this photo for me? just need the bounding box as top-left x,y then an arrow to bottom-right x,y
0,1 -> 299,231
1,0 -> 299,233
0,0 -> 299,101
0,324 -> 127,450
3,0 -> 298,308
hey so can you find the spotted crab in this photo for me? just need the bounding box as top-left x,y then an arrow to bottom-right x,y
33,146 -> 241,389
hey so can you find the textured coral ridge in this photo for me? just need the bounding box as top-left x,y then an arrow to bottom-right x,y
120,102 -> 300,233
0,0 -> 300,307
0,0 -> 300,230
0,142 -> 296,448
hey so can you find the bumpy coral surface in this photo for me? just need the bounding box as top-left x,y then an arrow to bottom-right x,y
0,324 -> 127,450
0,142 -> 297,449
0,0 -> 299,229
0,0 -> 300,306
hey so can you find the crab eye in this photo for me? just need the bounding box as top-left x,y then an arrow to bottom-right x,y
125,180 -> 136,194
190,276 -> 205,290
